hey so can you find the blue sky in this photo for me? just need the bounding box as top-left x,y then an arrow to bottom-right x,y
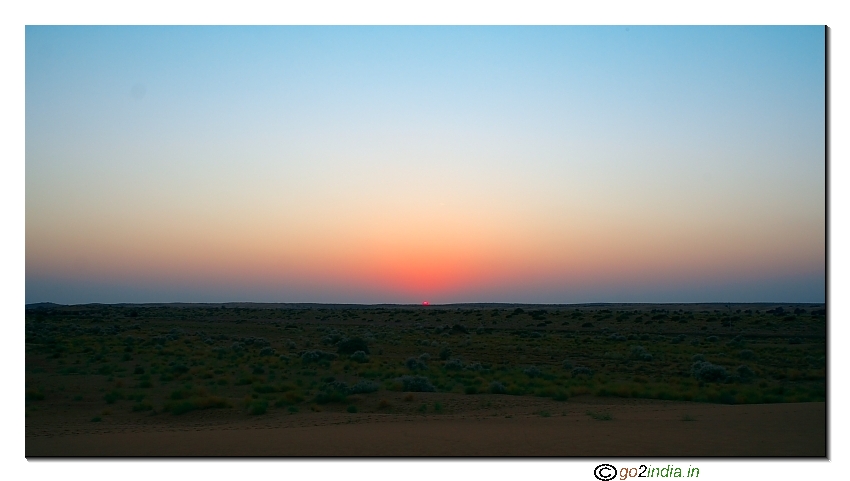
26,26 -> 825,304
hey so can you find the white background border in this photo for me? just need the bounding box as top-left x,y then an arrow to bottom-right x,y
3,1 -> 843,480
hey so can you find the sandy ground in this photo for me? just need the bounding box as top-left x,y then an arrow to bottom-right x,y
26,396 -> 825,456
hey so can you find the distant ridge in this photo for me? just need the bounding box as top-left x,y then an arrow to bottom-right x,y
25,302 -> 65,309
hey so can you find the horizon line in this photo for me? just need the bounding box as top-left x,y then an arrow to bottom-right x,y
25,301 -> 826,309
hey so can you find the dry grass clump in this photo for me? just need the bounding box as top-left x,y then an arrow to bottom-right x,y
397,375 -> 436,392
587,411 -> 612,421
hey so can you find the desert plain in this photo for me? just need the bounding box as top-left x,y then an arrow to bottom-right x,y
25,303 -> 826,456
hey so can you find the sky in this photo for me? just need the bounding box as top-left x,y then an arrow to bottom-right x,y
25,26 -> 825,304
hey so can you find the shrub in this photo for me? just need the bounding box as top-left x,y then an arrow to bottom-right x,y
439,347 -> 452,360
444,358 -> 465,370
691,361 -> 728,382
451,324 -> 469,334
322,331 -> 344,345
301,350 -> 337,364
249,399 -> 268,415
691,354 -> 705,362
132,401 -> 153,412
738,349 -> 755,360
608,333 -> 626,342
737,365 -> 755,381
104,390 -> 124,404
671,334 -> 686,344
405,357 -> 427,371
630,346 -> 653,361
337,337 -> 369,355
171,364 -> 189,375
253,384 -> 277,394
231,342 -> 245,352
489,381 -> 507,394
465,362 -> 484,371
348,380 -> 380,394
259,347 -> 276,357
527,331 -> 544,339
706,336 -> 719,343
571,366 -> 594,378
603,352 -> 624,361
562,359 -> 574,370
350,351 -> 369,363
397,375 -> 436,392
347,405 -> 357,413
523,366 -> 542,378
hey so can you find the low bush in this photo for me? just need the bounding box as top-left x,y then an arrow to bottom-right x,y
692,361 -> 728,382
444,358 -> 465,370
104,390 -> 124,404
350,351 -> 369,363
737,365 -> 755,381
348,380 -> 380,394
405,357 -> 427,371
489,381 -> 507,394
301,350 -> 338,363
132,401 -> 153,412
249,399 -> 268,415
397,375 -> 436,392
630,346 -> 653,361
337,337 -> 369,355
465,362 -> 484,371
